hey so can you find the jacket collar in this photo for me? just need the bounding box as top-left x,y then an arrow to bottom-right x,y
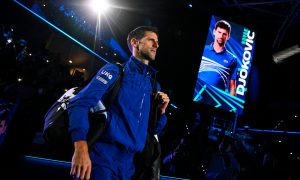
128,56 -> 157,76
209,43 -> 227,54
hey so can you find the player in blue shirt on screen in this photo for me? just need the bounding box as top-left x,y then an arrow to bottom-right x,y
198,20 -> 238,96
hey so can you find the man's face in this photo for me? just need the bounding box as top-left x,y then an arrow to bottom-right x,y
0,120 -> 7,136
213,27 -> 230,46
135,31 -> 159,61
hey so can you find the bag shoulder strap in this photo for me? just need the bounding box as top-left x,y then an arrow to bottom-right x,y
103,62 -> 124,110
81,62 -> 124,111
149,78 -> 158,135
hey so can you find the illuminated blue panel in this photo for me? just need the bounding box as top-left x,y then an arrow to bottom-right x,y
211,86 -> 244,109
24,156 -> 71,164
170,103 -> 177,109
189,4 -> 193,7
206,85 -> 237,112
193,85 -> 206,101
14,0 -> 109,64
210,85 -> 245,104
197,81 -> 221,108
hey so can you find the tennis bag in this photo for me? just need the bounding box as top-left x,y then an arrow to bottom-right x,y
131,79 -> 161,180
43,63 -> 124,159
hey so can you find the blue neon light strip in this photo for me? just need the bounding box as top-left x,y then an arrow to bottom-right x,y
236,128 -> 294,133
215,90 -> 244,109
193,85 -> 206,101
24,155 -> 71,164
170,103 -> 177,109
160,175 -> 190,180
210,85 -> 245,104
14,0 -> 109,64
207,85 -> 237,112
198,81 -> 221,108
286,131 -> 300,134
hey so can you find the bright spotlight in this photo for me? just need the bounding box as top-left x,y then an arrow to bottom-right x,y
91,0 -> 109,12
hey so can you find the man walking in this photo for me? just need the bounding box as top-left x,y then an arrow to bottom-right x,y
67,26 -> 169,180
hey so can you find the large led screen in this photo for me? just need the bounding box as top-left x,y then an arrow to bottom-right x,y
193,15 -> 256,114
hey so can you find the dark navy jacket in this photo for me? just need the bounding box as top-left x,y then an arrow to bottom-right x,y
67,56 -> 167,154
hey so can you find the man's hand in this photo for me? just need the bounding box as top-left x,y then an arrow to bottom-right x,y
154,91 -> 170,114
71,141 -> 91,180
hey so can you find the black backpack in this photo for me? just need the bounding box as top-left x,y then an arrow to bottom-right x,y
43,62 -> 124,159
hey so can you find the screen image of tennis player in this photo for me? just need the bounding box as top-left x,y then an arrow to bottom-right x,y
193,15 -> 256,114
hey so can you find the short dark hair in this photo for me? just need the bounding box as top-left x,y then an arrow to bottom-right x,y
127,26 -> 158,53
215,20 -> 231,34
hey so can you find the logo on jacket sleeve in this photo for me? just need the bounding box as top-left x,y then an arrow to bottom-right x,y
101,70 -> 113,79
96,76 -> 108,84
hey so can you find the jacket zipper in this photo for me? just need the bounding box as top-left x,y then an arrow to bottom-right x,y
136,75 -> 148,134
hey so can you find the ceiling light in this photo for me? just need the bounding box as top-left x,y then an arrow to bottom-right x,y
91,0 -> 109,12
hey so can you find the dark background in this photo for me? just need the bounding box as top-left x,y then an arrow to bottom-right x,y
2,0 -> 300,138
